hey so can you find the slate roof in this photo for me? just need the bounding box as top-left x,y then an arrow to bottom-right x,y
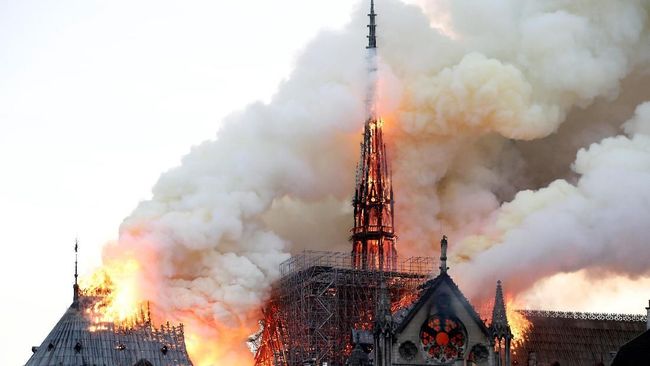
25,294 -> 193,366
513,310 -> 647,366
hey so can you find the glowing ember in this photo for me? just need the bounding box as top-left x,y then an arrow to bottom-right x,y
392,291 -> 420,313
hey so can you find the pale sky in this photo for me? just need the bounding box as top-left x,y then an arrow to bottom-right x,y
0,1 -> 361,364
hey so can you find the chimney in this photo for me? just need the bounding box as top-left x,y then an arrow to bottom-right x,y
646,300 -> 650,330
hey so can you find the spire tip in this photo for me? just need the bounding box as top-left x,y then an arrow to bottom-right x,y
73,238 -> 80,306
367,0 -> 377,49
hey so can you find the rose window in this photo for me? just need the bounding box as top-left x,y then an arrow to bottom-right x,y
420,315 -> 467,363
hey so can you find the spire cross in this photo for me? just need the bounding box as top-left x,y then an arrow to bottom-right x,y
439,235 -> 449,274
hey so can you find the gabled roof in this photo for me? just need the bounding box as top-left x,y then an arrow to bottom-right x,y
394,272 -> 490,336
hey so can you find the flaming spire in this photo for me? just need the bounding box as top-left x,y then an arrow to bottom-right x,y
352,0 -> 397,271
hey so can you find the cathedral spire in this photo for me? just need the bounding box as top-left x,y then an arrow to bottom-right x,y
352,0 -> 397,271
351,118 -> 396,270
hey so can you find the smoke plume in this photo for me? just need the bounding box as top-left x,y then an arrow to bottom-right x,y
95,0 -> 650,363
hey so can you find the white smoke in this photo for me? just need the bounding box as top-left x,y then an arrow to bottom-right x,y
101,19 -> 370,362
383,0 -> 650,251
97,0 -> 650,362
456,101 -> 650,298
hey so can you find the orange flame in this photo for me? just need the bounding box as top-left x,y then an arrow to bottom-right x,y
81,258 -> 258,365
80,258 -> 144,328
184,323 -> 255,366
506,299 -> 532,351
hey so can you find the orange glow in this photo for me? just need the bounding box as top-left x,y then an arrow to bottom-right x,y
182,315 -> 256,366
185,335 -> 220,366
393,290 -> 419,313
506,299 -> 532,350
80,258 -> 144,327
81,260 -> 258,365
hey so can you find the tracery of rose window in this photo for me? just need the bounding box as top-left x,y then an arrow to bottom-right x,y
420,315 -> 467,363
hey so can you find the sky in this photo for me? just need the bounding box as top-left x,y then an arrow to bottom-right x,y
0,1 -> 369,364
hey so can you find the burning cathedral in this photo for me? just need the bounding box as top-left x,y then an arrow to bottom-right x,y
252,2 -> 649,366
24,2 -> 650,366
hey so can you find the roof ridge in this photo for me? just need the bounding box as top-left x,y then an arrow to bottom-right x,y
518,309 -> 648,322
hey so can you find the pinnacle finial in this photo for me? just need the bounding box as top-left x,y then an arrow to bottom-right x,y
74,238 -> 79,286
439,235 -> 449,274
73,238 -> 80,306
491,280 -> 512,339
367,0 -> 377,49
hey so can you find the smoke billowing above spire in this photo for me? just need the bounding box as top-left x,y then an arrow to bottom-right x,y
93,0 -> 650,364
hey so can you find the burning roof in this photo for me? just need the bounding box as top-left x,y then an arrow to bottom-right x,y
25,282 -> 193,366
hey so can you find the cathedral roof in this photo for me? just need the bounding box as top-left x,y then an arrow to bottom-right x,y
25,294 -> 193,366
514,310 -> 647,366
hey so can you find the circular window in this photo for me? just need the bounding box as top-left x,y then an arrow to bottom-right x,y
420,315 -> 467,363
399,341 -> 418,361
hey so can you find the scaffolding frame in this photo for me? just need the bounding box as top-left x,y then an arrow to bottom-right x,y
255,251 -> 435,366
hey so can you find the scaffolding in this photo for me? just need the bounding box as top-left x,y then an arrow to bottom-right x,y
254,251 -> 435,366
